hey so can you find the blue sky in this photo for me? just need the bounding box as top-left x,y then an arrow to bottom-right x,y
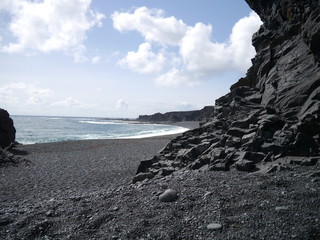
0,0 -> 262,118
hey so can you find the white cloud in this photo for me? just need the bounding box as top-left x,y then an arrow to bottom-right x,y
179,23 -> 229,74
159,12 -> 262,86
1,0 -> 105,61
111,7 -> 187,46
116,99 -> 128,109
118,42 -> 166,74
0,82 -> 54,106
112,8 -> 262,87
229,11 -> 262,72
51,97 -> 88,107
155,68 -> 199,87
174,101 -> 197,111
91,56 -> 101,64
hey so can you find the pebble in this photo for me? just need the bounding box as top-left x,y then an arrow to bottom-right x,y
113,206 -> 119,211
46,210 -> 54,217
159,189 -> 178,202
207,223 -> 222,230
275,206 -> 289,212
204,191 -> 213,198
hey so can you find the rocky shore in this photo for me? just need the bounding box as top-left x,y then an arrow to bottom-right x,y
1,138 -> 319,240
1,0 -> 320,239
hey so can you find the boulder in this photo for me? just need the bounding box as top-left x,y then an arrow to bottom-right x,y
0,109 -> 16,149
159,189 -> 178,202
235,159 -> 255,172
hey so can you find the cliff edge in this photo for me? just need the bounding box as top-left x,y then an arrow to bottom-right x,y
134,0 -> 320,182
137,106 -> 215,122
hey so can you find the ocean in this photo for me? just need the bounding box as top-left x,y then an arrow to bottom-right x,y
11,115 -> 189,145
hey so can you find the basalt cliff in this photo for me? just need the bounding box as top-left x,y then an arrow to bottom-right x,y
137,106 -> 215,122
134,0 -> 320,182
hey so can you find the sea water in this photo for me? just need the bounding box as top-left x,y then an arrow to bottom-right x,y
11,115 -> 189,145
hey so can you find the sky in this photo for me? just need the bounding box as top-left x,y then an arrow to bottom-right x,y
0,0 -> 262,118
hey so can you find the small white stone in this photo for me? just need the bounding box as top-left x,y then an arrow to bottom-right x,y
204,191 -> 213,198
275,206 -> 289,212
207,223 -> 222,230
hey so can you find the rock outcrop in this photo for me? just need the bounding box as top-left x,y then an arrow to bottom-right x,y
137,106 -> 214,122
0,109 -> 16,149
134,0 -> 320,182
0,149 -> 29,167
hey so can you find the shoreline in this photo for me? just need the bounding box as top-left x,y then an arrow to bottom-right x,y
3,137 -> 175,203
2,121 -> 201,204
15,121 -> 200,146
2,122 -> 320,239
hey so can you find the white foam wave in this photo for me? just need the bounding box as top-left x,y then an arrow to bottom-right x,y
79,120 -> 129,125
120,127 -> 189,139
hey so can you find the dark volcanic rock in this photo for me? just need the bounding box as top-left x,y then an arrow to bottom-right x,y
0,149 -> 30,167
0,109 -> 16,149
138,106 -> 214,122
134,0 -> 320,181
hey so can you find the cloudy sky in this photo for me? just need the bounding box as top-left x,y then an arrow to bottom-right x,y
0,0 -> 262,118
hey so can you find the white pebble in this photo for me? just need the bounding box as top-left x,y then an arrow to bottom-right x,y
207,223 -> 222,230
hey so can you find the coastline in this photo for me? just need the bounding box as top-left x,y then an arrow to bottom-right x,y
2,121 -> 200,202
1,121 -> 319,239
13,117 -> 200,145
2,137 -> 172,202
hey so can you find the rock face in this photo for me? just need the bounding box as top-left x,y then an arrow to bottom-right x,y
0,109 -> 16,149
134,0 -> 320,181
137,106 -> 214,122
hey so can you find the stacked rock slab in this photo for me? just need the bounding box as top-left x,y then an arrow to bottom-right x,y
0,108 -> 16,149
133,0 -> 320,182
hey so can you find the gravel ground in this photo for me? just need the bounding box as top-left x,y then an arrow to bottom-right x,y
0,130 -> 320,239
0,137 -> 174,203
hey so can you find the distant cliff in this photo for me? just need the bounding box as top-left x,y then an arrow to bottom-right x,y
137,106 -> 215,122
134,0 -> 320,182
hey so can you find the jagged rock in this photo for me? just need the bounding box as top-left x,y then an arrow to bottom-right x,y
225,137 -> 241,148
132,172 -> 154,183
132,0 -> 320,182
300,157 -> 319,166
159,167 -> 175,176
189,158 -> 210,170
208,162 -> 229,171
241,132 -> 256,144
226,127 -> 251,138
0,109 -> 16,149
136,158 -> 157,175
235,159 -> 255,172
